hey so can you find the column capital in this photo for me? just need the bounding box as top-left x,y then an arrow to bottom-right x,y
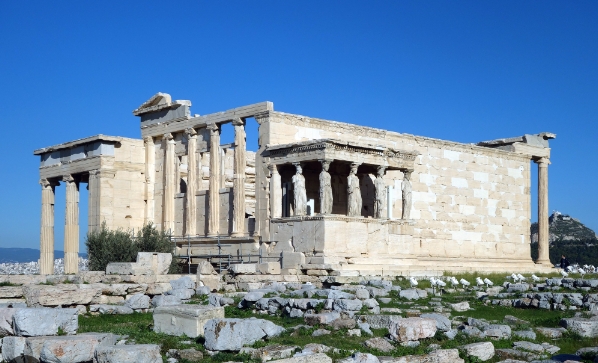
144,136 -> 154,143
535,157 -> 551,166
268,164 -> 279,174
163,133 -> 174,141
207,123 -> 220,133
185,128 -> 197,138
232,117 -> 245,127
377,165 -> 387,175
62,175 -> 75,183
319,159 -> 333,166
39,178 -> 58,188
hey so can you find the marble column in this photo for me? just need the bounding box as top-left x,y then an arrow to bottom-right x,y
374,166 -> 387,219
231,118 -> 246,237
40,179 -> 55,275
269,164 -> 282,218
163,133 -> 175,234
207,123 -> 221,237
402,170 -> 413,220
144,136 -> 155,225
88,170 -> 99,233
536,157 -> 551,265
347,163 -> 362,217
63,175 -> 79,274
185,128 -> 197,236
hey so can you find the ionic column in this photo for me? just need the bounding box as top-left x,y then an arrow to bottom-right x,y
144,136 -> 155,225
231,118 -> 246,237
63,175 -> 79,274
40,179 -> 55,275
536,157 -> 551,265
207,123 -> 221,237
185,128 -> 197,236
163,133 -> 175,234
269,164 -> 282,218
88,170 -> 99,233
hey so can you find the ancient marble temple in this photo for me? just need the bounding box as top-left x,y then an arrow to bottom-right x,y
34,93 -> 555,275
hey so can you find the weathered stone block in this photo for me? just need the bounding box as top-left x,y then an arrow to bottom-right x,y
39,335 -> 114,363
560,317 -> 598,337
230,264 -> 258,275
89,305 -> 134,315
273,353 -> 332,363
23,285 -> 101,307
281,252 -> 305,269
94,344 -> 162,363
169,276 -> 195,290
258,262 -> 281,275
0,308 -> 19,336
150,295 -> 181,308
153,305 -> 224,338
460,342 -> 495,361
0,287 -> 23,299
105,262 -> 152,275
13,308 -> 78,336
2,336 -> 26,363
136,252 -> 172,275
388,317 -> 436,343
125,294 -> 150,310
204,318 -> 284,351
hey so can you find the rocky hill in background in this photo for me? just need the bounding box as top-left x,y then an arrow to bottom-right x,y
531,211 -> 598,266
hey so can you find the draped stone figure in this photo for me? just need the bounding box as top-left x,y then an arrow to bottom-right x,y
319,160 -> 333,215
374,166 -> 386,219
292,163 -> 307,216
402,170 -> 413,219
347,164 -> 362,217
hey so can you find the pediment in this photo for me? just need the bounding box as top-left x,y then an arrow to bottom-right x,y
132,93 -> 173,116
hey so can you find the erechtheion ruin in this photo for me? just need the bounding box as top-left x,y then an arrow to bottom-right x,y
34,93 -> 556,276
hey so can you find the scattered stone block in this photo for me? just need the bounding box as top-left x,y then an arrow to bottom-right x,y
230,264 -> 257,275
363,337 -> 394,352
150,295 -> 181,308
13,308 -> 78,336
258,262 -> 281,275
153,304 -> 224,338
0,308 -> 19,336
106,263 -> 151,276
2,336 -> 26,363
304,312 -> 340,325
275,353 -> 332,363
450,302 -> 470,312
311,329 -> 330,337
0,287 -> 23,299
23,285 -> 101,307
176,348 -> 203,361
89,305 -> 134,315
560,317 -> 598,337
420,313 -> 451,331
95,344 -> 162,363
136,252 -> 172,275
39,335 -> 113,363
146,283 -> 172,295
125,293 -> 150,310
250,344 -> 297,362
204,318 -> 284,351
170,276 -> 195,290
461,342 -> 495,361
388,317 -> 437,343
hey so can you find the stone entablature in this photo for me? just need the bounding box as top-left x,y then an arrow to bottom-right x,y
266,139 -> 419,171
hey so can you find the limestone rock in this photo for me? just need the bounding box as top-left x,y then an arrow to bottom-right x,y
560,317 -> 598,337
378,348 -> 464,362
0,287 -> 23,299
176,348 -> 203,361
39,335 -> 112,363
165,289 -> 194,300
250,344 -> 297,361
304,312 -> 341,326
0,308 -> 19,336
419,313 -> 451,332
95,344 -> 162,363
388,317 -> 437,343
13,308 -> 78,336
197,261 -> 217,275
461,342 -> 495,361
356,315 -> 402,330
274,353 -> 332,363
22,285 -> 101,307
125,294 -> 150,310
204,318 -> 285,351
151,295 -> 181,308
89,305 -> 134,315
153,304 -> 224,338
363,337 -> 394,352
2,336 -> 26,363
170,276 -> 195,290
450,302 -> 470,312
333,299 -> 363,312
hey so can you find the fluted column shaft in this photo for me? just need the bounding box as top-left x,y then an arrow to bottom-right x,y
185,129 -> 197,236
536,157 -> 551,265
232,119 -> 246,237
40,179 -> 55,275
207,124 -> 221,237
163,133 -> 175,234
63,175 -> 79,274
144,136 -> 155,225
269,164 -> 282,218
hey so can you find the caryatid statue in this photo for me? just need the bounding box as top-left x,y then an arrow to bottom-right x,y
402,170 -> 413,219
347,163 -> 362,217
374,166 -> 387,219
292,163 -> 307,216
319,160 -> 333,214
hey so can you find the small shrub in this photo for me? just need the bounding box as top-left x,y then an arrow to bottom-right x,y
86,222 -> 138,272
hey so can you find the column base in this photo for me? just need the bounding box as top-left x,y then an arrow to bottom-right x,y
535,259 -> 553,266
231,232 -> 245,238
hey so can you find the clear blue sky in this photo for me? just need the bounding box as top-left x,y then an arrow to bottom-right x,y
1,1 -> 597,252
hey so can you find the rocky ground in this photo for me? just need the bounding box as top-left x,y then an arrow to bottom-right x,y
0,258 -> 89,275
6,271 -> 598,362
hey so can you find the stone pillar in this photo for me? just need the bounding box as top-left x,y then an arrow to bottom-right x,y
144,136 -> 155,225
40,179 -> 55,275
88,170 -> 99,233
347,163 -> 362,217
207,123 -> 221,237
319,160 -> 333,215
374,166 -> 387,219
232,118 -> 246,237
163,133 -> 175,234
185,128 -> 197,236
63,175 -> 79,274
269,164 -> 282,218
536,157 -> 551,265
